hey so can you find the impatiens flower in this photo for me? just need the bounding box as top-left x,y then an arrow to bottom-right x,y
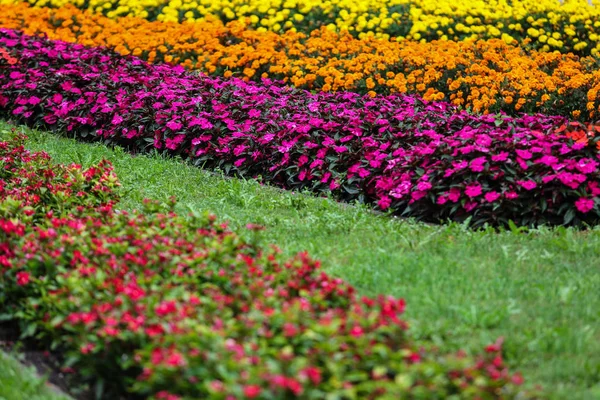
378,196 -> 391,210
491,152 -> 509,162
576,158 -> 598,174
300,367 -> 322,385
410,190 -> 427,202
464,201 -> 478,212
484,191 -> 501,203
470,156 -> 487,172
16,271 -> 30,286
515,149 -> 532,160
516,180 -> 537,190
465,183 -> 482,198
155,300 -> 177,316
417,181 -> 432,191
350,325 -> 364,338
248,109 -> 261,118
243,385 -> 262,398
575,197 -> 595,213
166,120 -> 183,131
166,352 -> 187,367
447,188 -> 461,202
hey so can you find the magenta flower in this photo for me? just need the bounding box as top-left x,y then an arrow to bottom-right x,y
378,195 -> 391,210
484,191 -> 501,203
166,121 -> 183,131
464,201 -> 478,212
469,156 -> 487,172
465,183 -> 482,198
447,188 -> 461,203
575,197 -> 595,213
111,115 -> 123,125
516,180 -> 537,190
515,149 -> 532,160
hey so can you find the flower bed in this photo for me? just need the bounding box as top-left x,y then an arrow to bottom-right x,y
1,29 -> 599,227
0,134 -> 533,398
8,0 -> 600,55
3,4 -> 600,119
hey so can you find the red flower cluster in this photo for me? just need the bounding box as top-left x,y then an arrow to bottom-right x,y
0,135 -> 536,398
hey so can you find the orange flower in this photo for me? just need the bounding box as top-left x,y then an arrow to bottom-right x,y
1,3 -> 599,119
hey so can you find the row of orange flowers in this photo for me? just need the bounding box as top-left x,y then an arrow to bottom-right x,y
3,3 -> 600,119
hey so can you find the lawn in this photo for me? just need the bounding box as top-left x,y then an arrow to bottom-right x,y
2,120 -> 599,399
0,350 -> 70,400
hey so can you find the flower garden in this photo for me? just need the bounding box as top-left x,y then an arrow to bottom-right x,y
1,0 -> 600,399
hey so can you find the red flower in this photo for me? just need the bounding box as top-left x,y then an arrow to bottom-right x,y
300,367 -> 322,385
243,385 -> 261,398
155,300 -> 177,316
165,351 -> 186,367
16,271 -> 30,286
350,325 -> 364,338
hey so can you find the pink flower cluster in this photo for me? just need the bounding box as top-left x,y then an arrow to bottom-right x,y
1,29 -> 598,227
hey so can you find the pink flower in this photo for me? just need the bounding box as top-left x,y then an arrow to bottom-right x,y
484,191 -> 501,203
575,198 -> 595,213
465,183 -> 482,198
517,180 -> 537,190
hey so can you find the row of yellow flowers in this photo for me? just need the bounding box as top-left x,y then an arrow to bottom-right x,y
3,3 -> 600,120
3,0 -> 600,55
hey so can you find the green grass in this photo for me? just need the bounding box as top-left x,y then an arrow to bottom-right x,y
0,351 -> 70,400
2,121 -> 600,399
